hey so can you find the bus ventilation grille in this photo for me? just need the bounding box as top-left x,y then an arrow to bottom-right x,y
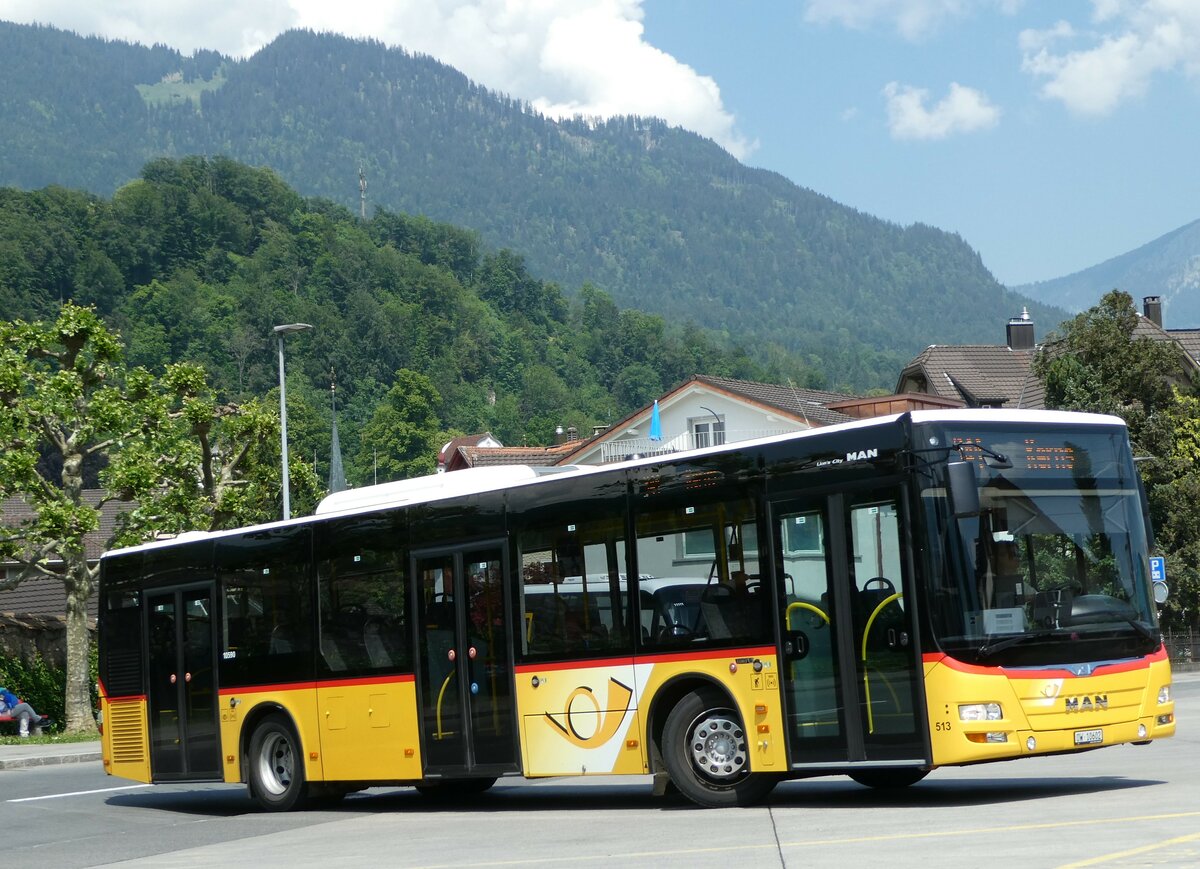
108,701 -> 146,765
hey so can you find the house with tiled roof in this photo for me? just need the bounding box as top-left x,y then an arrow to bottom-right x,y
437,432 -> 503,472
896,310 -> 1044,408
436,375 -> 953,470
897,298 -> 1200,410
0,490 -> 131,620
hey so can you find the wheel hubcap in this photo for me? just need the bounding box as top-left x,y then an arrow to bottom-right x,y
688,710 -> 748,781
258,732 -> 294,795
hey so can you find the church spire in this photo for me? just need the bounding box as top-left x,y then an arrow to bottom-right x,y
328,368 -> 347,493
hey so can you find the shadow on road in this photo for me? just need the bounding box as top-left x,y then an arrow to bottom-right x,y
104,771 -> 1163,817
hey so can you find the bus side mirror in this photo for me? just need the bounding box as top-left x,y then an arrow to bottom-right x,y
947,461 -> 980,518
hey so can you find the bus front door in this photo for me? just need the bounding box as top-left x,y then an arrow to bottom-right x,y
145,585 -> 221,781
774,487 -> 929,771
413,544 -> 518,778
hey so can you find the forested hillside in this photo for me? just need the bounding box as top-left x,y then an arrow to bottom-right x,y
0,157 -> 786,485
0,22 -> 1063,389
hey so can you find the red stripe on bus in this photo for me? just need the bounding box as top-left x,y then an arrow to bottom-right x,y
97,678 -> 144,703
315,673 -> 416,689
636,645 -> 776,665
514,646 -> 775,673
219,682 -> 319,696
515,656 -> 636,674
924,645 -> 1166,678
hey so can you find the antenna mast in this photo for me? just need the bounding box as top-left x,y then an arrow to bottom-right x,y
359,164 -> 367,220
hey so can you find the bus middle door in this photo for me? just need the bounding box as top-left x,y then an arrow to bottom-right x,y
413,543 -> 518,779
774,485 -> 929,771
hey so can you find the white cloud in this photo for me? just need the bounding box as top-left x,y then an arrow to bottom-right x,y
1021,0 -> 1200,116
804,0 -> 1021,40
883,81 -> 1001,140
1018,20 -> 1075,53
0,0 -> 754,159
805,0 -> 966,40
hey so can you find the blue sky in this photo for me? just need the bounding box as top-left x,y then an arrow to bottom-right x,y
2,0 -> 1198,286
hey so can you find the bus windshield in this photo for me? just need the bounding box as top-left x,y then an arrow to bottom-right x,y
920,422 -> 1160,667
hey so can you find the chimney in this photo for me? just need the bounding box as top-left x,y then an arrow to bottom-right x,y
566,425 -> 578,442
1006,307 -> 1034,350
554,424 -> 565,445
1143,295 -> 1163,328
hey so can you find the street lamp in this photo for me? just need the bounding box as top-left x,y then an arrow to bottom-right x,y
274,323 -> 312,520
699,405 -> 724,447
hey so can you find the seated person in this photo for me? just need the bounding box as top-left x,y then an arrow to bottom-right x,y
0,686 -> 43,737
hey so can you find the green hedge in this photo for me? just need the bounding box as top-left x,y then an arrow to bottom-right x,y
0,648 -> 100,730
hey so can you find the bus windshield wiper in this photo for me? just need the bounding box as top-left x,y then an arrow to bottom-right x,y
1118,617 -> 1157,643
951,442 -> 1012,469
976,629 -> 1059,658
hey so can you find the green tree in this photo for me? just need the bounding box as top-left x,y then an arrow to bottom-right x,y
355,369 -> 446,483
0,304 -> 292,731
1034,290 -> 1200,626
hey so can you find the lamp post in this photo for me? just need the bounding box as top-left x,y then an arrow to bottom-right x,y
699,405 -> 724,447
274,323 -> 312,520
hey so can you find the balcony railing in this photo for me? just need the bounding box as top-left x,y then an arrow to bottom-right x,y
599,429 -> 793,463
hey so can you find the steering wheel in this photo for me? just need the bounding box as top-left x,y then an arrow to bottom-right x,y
863,577 -> 896,595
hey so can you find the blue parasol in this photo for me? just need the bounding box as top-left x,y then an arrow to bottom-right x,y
649,400 -> 663,441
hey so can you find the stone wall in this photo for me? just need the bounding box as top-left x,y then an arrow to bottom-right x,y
0,612 -> 92,667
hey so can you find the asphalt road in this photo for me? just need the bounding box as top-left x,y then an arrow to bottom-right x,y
4,673 -> 1198,869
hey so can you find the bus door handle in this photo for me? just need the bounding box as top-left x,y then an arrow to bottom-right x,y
784,630 -> 810,661
887,629 -> 909,649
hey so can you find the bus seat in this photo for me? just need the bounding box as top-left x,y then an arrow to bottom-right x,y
364,619 -> 393,667
321,634 -> 347,671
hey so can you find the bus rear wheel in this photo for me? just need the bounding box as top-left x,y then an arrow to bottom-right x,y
848,768 -> 929,789
248,714 -> 308,811
662,689 -> 778,808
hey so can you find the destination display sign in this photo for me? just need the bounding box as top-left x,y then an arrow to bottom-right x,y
951,436 -> 1078,473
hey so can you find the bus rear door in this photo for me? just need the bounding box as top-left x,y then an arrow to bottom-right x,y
773,485 -> 930,772
145,584 -> 222,781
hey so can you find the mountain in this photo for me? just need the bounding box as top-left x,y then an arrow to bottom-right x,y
1014,219 -> 1200,329
0,22 -> 1064,389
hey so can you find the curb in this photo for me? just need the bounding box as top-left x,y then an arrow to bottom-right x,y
0,749 -> 102,770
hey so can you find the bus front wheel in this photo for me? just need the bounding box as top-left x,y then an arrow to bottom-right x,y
248,714 -> 308,811
662,689 -> 778,808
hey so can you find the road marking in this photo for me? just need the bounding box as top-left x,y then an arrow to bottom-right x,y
6,784 -> 152,803
416,811 -> 1200,868
1056,832 -> 1200,868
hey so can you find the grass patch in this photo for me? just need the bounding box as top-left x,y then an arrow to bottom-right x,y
137,65 -> 227,108
0,730 -> 99,746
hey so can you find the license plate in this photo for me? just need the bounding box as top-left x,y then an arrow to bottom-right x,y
1074,728 -> 1103,745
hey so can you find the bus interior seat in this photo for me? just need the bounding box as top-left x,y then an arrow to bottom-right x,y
363,619 -> 393,667
321,634 -> 347,671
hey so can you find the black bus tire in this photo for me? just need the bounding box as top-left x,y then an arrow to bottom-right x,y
662,689 -> 778,808
848,768 -> 929,789
248,714 -> 308,811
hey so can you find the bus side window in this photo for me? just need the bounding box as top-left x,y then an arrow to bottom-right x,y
517,512 -> 631,660
634,497 -> 768,649
315,513 -> 411,677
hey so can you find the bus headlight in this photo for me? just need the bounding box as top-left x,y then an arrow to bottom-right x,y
959,703 -> 1003,721
1158,686 -> 1171,704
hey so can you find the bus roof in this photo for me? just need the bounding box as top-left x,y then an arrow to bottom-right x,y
102,408 -> 1127,559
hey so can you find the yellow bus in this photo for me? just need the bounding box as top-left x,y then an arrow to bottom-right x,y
97,409 -> 1175,809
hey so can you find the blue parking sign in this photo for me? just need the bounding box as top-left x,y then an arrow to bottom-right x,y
1149,556 -> 1166,582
